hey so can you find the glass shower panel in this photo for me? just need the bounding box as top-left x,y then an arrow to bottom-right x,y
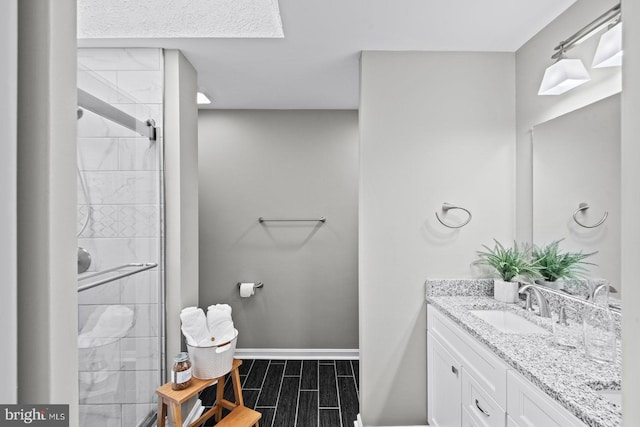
76,48 -> 165,427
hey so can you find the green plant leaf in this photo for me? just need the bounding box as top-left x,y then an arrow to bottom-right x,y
475,239 -> 542,282
531,239 -> 597,281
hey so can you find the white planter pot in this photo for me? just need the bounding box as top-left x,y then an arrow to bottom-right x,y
535,279 -> 563,291
493,279 -> 519,303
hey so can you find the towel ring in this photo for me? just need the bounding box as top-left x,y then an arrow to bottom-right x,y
435,203 -> 472,229
572,203 -> 608,229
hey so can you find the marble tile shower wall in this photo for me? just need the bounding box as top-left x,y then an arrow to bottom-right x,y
77,48 -> 164,427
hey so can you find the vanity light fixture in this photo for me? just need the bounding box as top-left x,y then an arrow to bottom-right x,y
197,92 -> 212,105
592,21 -> 623,68
538,3 -> 621,96
538,52 -> 590,96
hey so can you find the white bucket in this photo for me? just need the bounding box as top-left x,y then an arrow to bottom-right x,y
186,329 -> 238,379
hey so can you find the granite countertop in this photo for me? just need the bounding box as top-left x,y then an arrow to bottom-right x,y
425,279 -> 622,427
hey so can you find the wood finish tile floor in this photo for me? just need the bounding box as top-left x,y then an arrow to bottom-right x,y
200,359 -> 360,427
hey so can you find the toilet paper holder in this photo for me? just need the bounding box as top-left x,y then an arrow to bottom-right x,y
237,282 -> 264,290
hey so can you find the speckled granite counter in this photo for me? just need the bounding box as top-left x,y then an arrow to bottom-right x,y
425,279 -> 622,427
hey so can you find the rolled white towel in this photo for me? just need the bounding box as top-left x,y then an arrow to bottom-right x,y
207,304 -> 232,316
207,304 -> 235,344
206,305 -> 232,329
180,307 -> 212,347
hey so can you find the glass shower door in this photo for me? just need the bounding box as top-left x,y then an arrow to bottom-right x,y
76,48 -> 165,427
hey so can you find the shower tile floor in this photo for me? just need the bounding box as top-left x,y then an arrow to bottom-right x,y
200,359 -> 359,427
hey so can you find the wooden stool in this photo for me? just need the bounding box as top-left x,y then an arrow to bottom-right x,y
156,358 -> 261,427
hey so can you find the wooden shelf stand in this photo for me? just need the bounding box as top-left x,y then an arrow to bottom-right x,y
156,358 -> 261,427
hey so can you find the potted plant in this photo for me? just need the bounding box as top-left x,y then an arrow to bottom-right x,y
476,240 -> 541,303
532,240 -> 596,290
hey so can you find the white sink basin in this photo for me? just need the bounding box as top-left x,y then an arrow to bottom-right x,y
469,310 -> 550,335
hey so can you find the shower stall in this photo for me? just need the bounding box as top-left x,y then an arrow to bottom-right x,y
76,48 -> 165,427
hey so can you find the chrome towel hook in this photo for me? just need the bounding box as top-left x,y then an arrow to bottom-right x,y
572,203 -> 608,228
435,203 -> 472,229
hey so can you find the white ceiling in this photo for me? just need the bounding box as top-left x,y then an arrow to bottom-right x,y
78,0 -> 576,110
78,0 -> 284,38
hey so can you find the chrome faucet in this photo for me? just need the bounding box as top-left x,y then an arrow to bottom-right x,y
519,284 -> 552,318
589,283 -> 608,302
588,283 -> 616,302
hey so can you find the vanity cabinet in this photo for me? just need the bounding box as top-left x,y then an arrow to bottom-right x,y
427,305 -> 587,427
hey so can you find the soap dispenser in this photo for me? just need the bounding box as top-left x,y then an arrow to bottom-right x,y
553,306 -> 579,349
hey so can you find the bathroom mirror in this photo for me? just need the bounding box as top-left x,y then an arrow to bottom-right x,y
532,93 -> 621,296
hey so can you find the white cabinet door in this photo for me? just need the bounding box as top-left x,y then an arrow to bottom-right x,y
506,370 -> 586,427
428,332 -> 462,427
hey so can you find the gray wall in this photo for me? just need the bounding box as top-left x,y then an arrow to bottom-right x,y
0,0 -> 17,404
621,1 -> 640,424
198,110 -> 359,349
164,50 -> 200,371
359,51 -> 515,425
17,0 -> 78,423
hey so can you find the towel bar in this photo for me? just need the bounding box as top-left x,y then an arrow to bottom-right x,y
258,217 -> 326,223
77,262 -> 158,292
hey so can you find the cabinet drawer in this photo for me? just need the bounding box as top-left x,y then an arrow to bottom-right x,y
464,407 -> 507,427
462,368 -> 506,427
506,370 -> 586,427
428,305 -> 508,408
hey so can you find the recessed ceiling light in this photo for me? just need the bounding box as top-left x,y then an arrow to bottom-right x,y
197,92 -> 212,105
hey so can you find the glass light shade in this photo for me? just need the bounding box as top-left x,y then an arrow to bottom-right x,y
538,58 -> 591,95
197,92 -> 211,104
592,22 -> 623,68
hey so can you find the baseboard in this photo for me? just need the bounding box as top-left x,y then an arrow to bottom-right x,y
234,348 -> 359,360
355,414 -> 427,427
